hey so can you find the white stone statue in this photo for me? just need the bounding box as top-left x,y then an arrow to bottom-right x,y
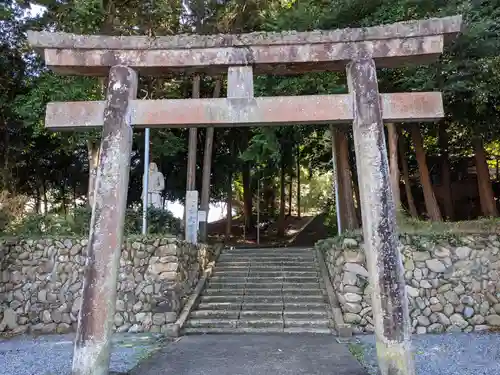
143,162 -> 165,209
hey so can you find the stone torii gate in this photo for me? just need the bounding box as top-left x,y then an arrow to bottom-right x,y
28,15 -> 462,375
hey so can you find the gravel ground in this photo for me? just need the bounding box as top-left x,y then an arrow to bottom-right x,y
2,332 -> 500,375
354,332 -> 500,375
0,333 -> 165,375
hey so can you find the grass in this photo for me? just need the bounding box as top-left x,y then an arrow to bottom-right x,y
348,342 -> 366,363
336,217 -> 500,239
397,217 -> 500,234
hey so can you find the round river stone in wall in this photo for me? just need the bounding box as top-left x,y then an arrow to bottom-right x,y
343,263 -> 369,278
455,247 -> 472,260
426,259 -> 447,273
344,293 -> 362,303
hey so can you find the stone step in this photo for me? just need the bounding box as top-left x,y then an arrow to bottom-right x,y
208,282 -> 321,289
185,319 -> 238,328
215,264 -> 316,270
239,289 -> 287,296
214,271 -> 320,278
200,295 -> 244,303
221,257 -> 315,260
194,302 -> 330,312
222,256 -> 315,258
219,259 -> 315,262
190,310 -> 240,319
217,257 -> 315,262
185,246 -> 332,336
240,303 -> 283,311
182,327 -> 332,335
218,254 -> 315,259
282,289 -> 324,296
239,310 -> 282,318
283,295 -> 326,303
242,296 -> 283,303
215,265 -> 317,270
248,271 -> 319,276
240,302 -> 329,310
209,276 -> 321,283
219,251 -> 313,255
248,289 -> 323,296
238,310 -> 329,319
197,302 -> 242,310
203,289 -> 246,296
186,318 -> 323,330
237,318 -> 283,328
203,289 -> 324,297
189,310 -> 328,320
222,249 -> 313,254
218,260 -> 316,263
182,327 -> 285,334
282,327 -> 333,334
284,318 -> 331,328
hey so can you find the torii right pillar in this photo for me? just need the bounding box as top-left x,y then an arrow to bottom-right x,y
348,58 -> 414,375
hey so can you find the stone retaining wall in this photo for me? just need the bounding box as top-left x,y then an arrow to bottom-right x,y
317,234 -> 500,334
0,237 -> 215,336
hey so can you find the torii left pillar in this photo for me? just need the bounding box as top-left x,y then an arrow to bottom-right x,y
72,66 -> 137,375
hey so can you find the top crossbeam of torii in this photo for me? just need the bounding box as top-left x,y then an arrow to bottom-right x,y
28,16 -> 462,76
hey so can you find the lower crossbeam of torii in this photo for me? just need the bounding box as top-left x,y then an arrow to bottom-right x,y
28,15 -> 462,375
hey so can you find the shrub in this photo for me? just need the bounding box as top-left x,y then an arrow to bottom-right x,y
3,206 -> 181,237
322,197 -> 339,237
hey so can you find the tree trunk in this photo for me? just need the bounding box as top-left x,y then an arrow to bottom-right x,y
61,179 -> 67,215
278,152 -> 286,237
387,123 -> 401,209
270,184 -> 277,217
496,157 -> 499,181
42,178 -> 48,214
336,128 -> 359,230
242,163 -> 253,231
332,129 -> 345,230
225,172 -> 232,239
399,134 -> 418,217
1,117 -> 11,192
73,178 -> 78,211
438,122 -> 454,220
410,125 -> 442,221
288,178 -> 293,216
184,75 -> 201,232
348,140 -> 362,223
199,79 -> 222,242
296,146 -> 301,218
87,140 -> 100,207
330,126 -> 344,232
186,76 -> 200,192
35,185 -> 41,214
473,136 -> 498,217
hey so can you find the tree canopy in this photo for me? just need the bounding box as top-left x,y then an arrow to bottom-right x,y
0,0 -> 499,236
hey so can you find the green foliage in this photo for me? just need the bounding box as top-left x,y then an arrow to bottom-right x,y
322,198 -> 339,237
124,208 -> 182,236
1,0 -> 499,236
3,207 -> 181,237
348,343 -> 366,363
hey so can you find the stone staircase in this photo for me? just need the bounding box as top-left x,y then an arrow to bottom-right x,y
183,247 -> 335,334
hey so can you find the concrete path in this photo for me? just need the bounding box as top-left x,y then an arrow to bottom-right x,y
130,334 -> 368,375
